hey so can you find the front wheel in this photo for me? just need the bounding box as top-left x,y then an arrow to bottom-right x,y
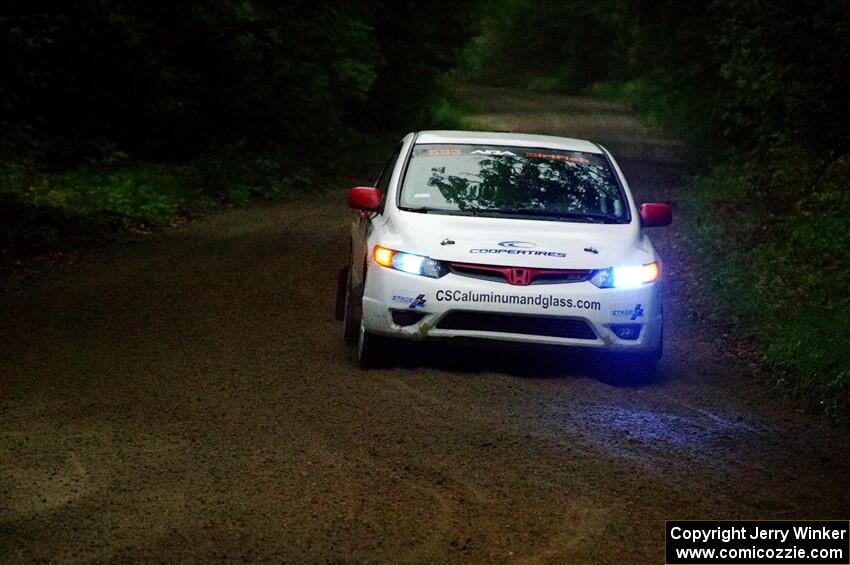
334,266 -> 348,321
357,323 -> 388,369
609,341 -> 662,384
342,265 -> 361,345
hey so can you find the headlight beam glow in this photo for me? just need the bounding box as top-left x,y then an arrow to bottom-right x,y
590,262 -> 660,288
393,253 -> 426,275
612,263 -> 659,288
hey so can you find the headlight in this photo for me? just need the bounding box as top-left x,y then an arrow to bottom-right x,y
373,246 -> 447,278
590,262 -> 660,288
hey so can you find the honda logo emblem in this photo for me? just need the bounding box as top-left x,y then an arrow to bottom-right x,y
507,268 -> 532,285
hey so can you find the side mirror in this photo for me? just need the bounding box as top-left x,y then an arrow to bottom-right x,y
348,186 -> 382,212
639,203 -> 672,227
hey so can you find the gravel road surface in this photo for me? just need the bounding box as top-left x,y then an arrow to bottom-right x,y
2,87 -> 848,563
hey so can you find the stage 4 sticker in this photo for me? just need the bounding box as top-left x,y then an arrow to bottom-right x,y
612,303 -> 645,320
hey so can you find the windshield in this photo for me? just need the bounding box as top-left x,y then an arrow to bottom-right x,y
398,144 -> 629,223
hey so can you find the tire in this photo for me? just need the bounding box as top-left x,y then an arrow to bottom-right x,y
647,332 -> 663,362
342,264 -> 362,345
599,329 -> 662,385
654,317 -> 664,361
629,351 -> 659,380
357,322 -> 388,369
345,257 -> 392,368
610,346 -> 660,384
334,266 -> 348,321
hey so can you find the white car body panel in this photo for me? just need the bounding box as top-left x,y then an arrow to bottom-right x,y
350,130 -> 664,353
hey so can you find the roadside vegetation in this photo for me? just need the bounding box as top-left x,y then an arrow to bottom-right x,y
0,2 -> 471,268
462,0 -> 849,410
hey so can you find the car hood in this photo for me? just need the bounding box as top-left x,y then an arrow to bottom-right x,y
380,210 -> 652,269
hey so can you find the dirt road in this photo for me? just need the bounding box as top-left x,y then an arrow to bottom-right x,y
2,87 -> 848,563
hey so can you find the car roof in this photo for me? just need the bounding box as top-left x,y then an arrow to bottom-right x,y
414,130 -> 603,154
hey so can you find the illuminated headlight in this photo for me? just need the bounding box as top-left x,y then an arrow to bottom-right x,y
590,262 -> 660,289
373,246 -> 446,278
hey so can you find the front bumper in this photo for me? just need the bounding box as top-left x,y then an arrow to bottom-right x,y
362,264 -> 662,353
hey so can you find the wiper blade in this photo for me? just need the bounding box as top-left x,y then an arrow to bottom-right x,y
399,206 -> 436,213
503,208 -> 622,223
400,206 -> 481,216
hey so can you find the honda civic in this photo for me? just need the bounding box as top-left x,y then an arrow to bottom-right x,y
337,131 -> 672,373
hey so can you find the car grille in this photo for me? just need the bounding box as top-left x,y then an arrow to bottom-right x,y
448,262 -> 591,286
436,311 -> 597,340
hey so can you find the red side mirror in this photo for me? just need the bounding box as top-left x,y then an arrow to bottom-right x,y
639,203 -> 672,227
348,186 -> 382,212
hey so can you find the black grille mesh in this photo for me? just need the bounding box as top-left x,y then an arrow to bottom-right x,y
437,311 -> 596,340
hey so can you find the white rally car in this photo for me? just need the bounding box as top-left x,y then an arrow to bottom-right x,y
337,131 -> 672,372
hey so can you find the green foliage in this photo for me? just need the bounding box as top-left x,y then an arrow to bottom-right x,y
1,1 -> 472,162
428,99 -> 473,131
586,73 -> 721,150
467,0 -> 849,154
427,78 -> 479,130
619,0 -> 850,407
711,0 -> 850,154
686,153 -> 850,408
465,0 -> 850,407
463,0 -> 621,92
1,152 -> 297,232
0,1 -> 472,267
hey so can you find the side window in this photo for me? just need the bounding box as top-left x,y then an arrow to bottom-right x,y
375,145 -> 402,194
